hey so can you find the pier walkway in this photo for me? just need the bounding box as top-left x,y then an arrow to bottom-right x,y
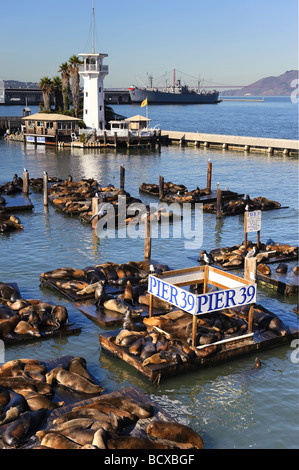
161,130 -> 298,155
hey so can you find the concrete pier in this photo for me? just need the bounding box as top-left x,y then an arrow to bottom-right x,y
161,130 -> 298,155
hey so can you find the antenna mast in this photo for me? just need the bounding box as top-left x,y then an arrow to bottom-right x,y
92,0 -> 95,53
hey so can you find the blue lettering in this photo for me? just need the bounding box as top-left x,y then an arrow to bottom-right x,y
197,294 -> 208,314
224,289 -> 236,308
156,278 -> 162,297
149,276 -> 157,294
214,291 -> 224,310
208,293 -> 214,312
169,285 -> 178,306
161,281 -> 169,301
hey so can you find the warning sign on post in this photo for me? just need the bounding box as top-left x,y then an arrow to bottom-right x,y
246,210 -> 262,233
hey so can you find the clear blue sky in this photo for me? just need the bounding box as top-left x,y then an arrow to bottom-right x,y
1,0 -> 298,88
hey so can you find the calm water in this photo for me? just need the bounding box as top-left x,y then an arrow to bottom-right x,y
0,97 -> 298,449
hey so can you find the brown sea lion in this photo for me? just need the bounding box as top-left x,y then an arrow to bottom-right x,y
14,320 -> 41,337
140,337 -> 157,361
139,294 -> 172,310
53,409 -> 116,427
91,428 -> 108,449
115,329 -> 146,345
68,357 -> 94,382
41,268 -> 85,280
52,305 -> 68,326
293,267 -> 299,275
24,392 -> 64,411
107,435 -> 170,449
0,315 -> 21,338
143,316 -> 172,328
91,396 -> 153,419
49,369 -> 105,394
7,299 -> 31,310
0,385 -> 10,407
257,264 -> 271,276
275,263 -> 288,274
128,337 -> 146,356
58,427 -> 97,446
36,430 -> 82,449
0,283 -> 21,302
72,402 -> 136,425
123,280 -> 134,306
142,353 -> 168,367
146,421 -> 204,449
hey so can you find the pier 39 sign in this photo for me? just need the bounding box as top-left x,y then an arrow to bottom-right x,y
148,269 -> 256,316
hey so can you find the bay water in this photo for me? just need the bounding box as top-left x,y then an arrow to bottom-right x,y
0,97 -> 298,449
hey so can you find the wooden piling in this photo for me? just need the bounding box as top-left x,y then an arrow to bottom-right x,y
120,165 -> 125,191
23,170 -> 29,195
207,162 -> 212,193
144,212 -> 151,260
216,188 -> 222,219
92,197 -> 99,230
244,257 -> 257,282
43,172 -> 48,206
159,175 -> 164,199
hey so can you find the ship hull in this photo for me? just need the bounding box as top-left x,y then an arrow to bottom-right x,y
129,88 -> 220,104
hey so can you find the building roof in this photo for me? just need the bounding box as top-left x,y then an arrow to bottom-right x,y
22,113 -> 82,122
125,114 -> 152,122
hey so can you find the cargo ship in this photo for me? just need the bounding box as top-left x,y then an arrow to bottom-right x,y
129,71 -> 220,105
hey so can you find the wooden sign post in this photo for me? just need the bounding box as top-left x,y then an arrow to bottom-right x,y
244,210 -> 262,249
207,162 -> 212,193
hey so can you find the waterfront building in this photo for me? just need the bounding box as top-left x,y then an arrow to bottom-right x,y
22,112 -> 82,145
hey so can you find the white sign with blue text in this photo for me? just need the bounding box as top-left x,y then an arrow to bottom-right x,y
246,210 -> 262,233
148,274 -> 256,316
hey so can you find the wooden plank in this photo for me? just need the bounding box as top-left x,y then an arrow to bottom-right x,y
257,273 -> 299,295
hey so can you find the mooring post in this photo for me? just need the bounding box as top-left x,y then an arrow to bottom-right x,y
149,293 -> 153,318
159,175 -> 164,199
120,165 -> 125,191
244,210 -> 248,249
207,161 -> 212,193
216,188 -> 222,219
144,212 -> 151,260
248,304 -> 254,333
23,169 -> 29,196
43,172 -> 48,206
91,197 -> 99,230
244,257 -> 257,282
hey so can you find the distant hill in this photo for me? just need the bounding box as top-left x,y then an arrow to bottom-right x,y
221,70 -> 298,96
4,80 -> 39,89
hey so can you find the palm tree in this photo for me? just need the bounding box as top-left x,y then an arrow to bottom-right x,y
58,62 -> 70,111
68,55 -> 82,117
52,76 -> 63,110
39,76 -> 53,112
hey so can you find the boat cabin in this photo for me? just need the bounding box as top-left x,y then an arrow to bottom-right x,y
125,114 -> 152,131
22,112 -> 82,145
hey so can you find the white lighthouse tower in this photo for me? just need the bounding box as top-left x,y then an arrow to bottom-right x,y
79,1 -> 108,131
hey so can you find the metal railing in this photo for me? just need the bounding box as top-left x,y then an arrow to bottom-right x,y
79,64 -> 109,73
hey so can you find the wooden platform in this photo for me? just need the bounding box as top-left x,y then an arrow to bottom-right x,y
0,355 -> 179,449
73,300 -> 172,328
3,195 -> 34,211
257,271 -> 299,295
139,185 -> 243,204
99,320 -> 299,383
1,283 -> 81,345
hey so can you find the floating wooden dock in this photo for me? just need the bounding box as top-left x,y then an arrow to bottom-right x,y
99,319 -> 299,383
161,130 -> 299,156
2,195 -> 33,211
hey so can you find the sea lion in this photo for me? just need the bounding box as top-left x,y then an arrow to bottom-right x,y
41,268 -> 85,280
72,402 -> 136,425
0,283 -> 21,302
254,357 -> 262,369
0,315 -> 21,338
48,369 -> 105,394
140,337 -> 157,361
83,267 -> 107,284
275,263 -> 288,273
24,392 -> 64,411
58,427 -> 97,446
146,421 -> 204,449
0,390 -> 27,425
54,418 -> 96,431
36,431 -> 82,449
53,408 -> 116,427
94,281 -> 113,307
0,385 -> 10,407
52,305 -> 68,326
104,298 -> 142,316
68,357 -> 94,383
0,305 -> 16,319
293,267 -> 299,275
257,264 -> 271,276
14,320 -> 41,337
142,353 -> 168,367
143,316 -> 172,328
107,436 -> 170,450
91,428 -> 108,449
123,280 -> 134,306
128,337 -> 146,356
7,299 -> 31,310
3,408 -> 47,448
56,280 -> 88,291
76,281 -> 102,296
115,329 -> 146,345
91,396 -> 153,419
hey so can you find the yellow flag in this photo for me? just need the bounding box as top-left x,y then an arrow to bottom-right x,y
141,98 -> 148,107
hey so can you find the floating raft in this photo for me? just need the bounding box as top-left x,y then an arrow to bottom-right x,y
256,261 -> 299,296
139,182 -> 243,204
2,195 -> 33,211
99,308 -> 299,383
0,283 -> 81,345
